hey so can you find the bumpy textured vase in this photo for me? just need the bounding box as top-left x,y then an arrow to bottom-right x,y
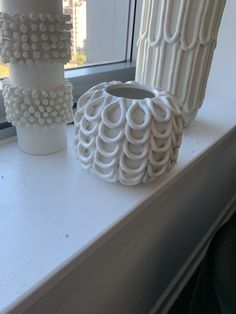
74,81 -> 183,185
136,0 -> 226,126
0,0 -> 73,154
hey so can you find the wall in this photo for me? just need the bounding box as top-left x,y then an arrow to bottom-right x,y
207,0 -> 236,100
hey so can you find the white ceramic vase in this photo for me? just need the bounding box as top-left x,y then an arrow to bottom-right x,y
74,81 -> 183,185
0,0 -> 73,154
136,0 -> 226,126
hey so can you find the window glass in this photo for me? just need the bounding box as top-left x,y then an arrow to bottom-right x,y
0,64 -> 8,79
64,0 -> 130,69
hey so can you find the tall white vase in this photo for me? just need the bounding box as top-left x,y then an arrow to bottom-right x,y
0,0 -> 73,154
135,0 -> 226,126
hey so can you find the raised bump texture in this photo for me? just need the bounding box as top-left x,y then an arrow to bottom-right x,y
0,12 -> 72,65
3,79 -> 73,126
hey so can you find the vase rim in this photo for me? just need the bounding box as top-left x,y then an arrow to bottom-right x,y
105,82 -> 158,100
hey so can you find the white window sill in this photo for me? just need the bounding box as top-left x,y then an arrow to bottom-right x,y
0,94 -> 236,314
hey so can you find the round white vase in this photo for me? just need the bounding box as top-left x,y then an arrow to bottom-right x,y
74,81 -> 184,185
135,0 -> 226,126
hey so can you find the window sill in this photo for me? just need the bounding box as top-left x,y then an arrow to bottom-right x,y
0,94 -> 236,314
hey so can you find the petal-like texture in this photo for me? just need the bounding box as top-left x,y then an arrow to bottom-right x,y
74,81 -> 183,185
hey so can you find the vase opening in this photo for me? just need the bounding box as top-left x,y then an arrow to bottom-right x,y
106,83 -> 155,100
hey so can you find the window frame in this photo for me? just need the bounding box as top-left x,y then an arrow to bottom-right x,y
0,0 -> 141,140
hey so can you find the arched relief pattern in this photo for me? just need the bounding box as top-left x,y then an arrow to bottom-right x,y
136,0 -> 226,122
74,81 -> 183,185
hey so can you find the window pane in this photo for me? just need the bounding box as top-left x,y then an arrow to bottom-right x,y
0,64 -> 8,79
64,0 -> 130,69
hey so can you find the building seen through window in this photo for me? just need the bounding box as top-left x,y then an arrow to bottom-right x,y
63,0 -> 87,69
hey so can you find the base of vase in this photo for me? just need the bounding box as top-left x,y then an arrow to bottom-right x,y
182,110 -> 198,127
16,125 -> 67,155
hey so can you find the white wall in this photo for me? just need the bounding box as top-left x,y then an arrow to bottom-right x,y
207,0 -> 236,100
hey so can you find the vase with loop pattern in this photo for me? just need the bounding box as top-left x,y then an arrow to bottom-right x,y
74,81 -> 183,185
136,0 -> 226,126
